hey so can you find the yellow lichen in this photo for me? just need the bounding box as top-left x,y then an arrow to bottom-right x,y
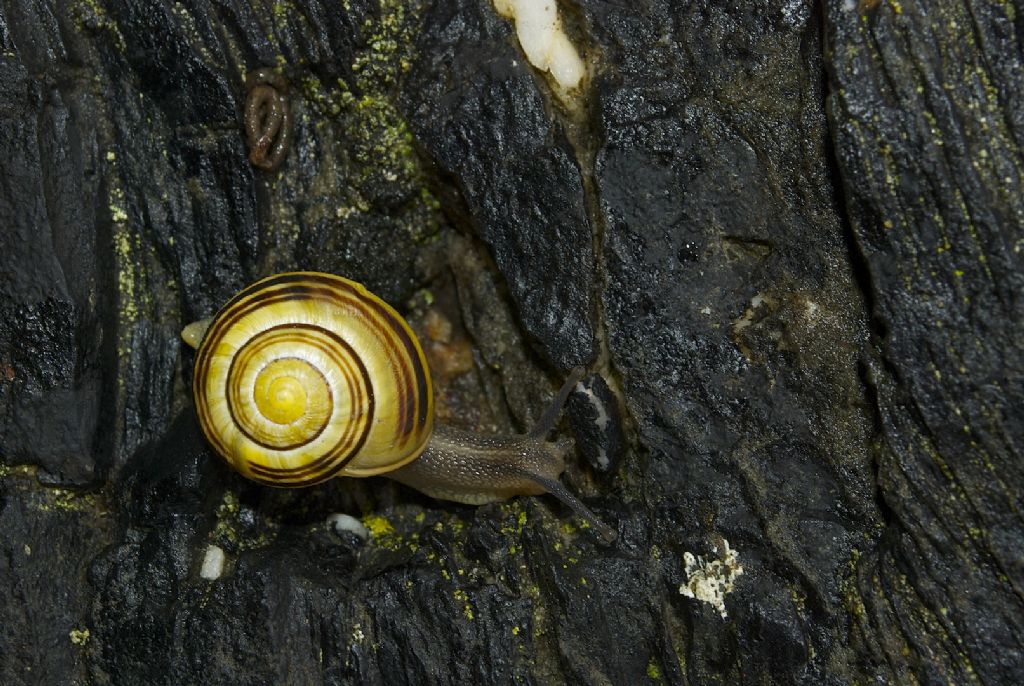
453,589 -> 474,620
361,514 -> 395,539
647,659 -> 662,681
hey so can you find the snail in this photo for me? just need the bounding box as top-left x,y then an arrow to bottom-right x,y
181,272 -> 616,542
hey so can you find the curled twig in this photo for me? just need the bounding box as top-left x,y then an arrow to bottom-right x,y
243,69 -> 291,171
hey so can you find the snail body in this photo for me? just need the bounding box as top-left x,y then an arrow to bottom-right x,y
182,272 -> 615,541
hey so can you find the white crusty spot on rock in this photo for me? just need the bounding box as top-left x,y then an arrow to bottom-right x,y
577,382 -> 610,431
732,293 -> 770,334
199,544 -> 226,580
573,381 -> 612,469
679,539 -> 744,619
327,513 -> 370,540
492,0 -> 586,92
804,299 -> 819,319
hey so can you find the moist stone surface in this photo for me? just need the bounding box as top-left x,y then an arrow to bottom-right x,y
0,0 -> 1020,684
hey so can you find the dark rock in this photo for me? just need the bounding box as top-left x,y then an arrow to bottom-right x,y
1,0 -> 1021,684
825,0 -> 1024,682
118,413 -> 207,525
587,0 -> 877,679
0,470 -> 112,684
0,55 -> 104,484
400,0 -> 596,369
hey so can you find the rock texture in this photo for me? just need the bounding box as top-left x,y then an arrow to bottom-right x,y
826,1 -> 1024,682
0,0 -> 1020,684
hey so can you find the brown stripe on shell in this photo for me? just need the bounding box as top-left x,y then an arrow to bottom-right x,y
351,292 -> 428,445
230,325 -> 374,479
194,291 -> 328,461
218,273 -> 430,446
194,348 -> 231,462
196,302 -> 373,480
226,329 -> 346,450
227,352 -> 332,450
213,272 -> 305,318
247,447 -> 356,487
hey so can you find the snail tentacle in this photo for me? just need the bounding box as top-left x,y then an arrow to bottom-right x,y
528,366 -> 585,439
516,471 -> 618,543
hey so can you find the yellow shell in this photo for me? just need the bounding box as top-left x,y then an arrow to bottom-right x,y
191,272 -> 433,487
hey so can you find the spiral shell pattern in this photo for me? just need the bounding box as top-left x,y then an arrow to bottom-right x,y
192,272 -> 433,486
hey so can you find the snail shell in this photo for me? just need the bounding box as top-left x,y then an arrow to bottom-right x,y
189,272 -> 432,486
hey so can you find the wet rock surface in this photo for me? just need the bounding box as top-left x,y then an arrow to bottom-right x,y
399,0 -> 596,369
826,1 -> 1024,682
0,0 -> 1020,684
